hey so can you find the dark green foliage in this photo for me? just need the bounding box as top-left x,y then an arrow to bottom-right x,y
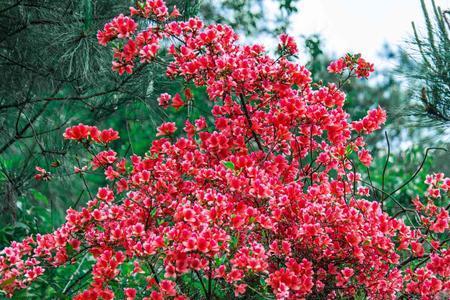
0,0 -> 172,231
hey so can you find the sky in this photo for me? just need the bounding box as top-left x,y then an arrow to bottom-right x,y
289,0 -> 450,66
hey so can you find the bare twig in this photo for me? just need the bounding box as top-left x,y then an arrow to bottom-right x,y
239,94 -> 263,151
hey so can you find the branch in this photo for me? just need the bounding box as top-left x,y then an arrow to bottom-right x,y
238,94 -> 263,151
387,147 -> 447,198
194,270 -> 209,299
381,131 -> 391,207
0,0 -> 22,14
147,260 -> 161,285
0,101 -> 50,154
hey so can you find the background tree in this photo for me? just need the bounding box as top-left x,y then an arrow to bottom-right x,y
199,0 -> 299,36
399,0 -> 450,125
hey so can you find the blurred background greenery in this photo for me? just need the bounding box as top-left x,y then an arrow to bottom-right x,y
0,0 -> 448,298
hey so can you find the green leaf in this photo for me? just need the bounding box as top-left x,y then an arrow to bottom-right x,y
151,207 -> 157,217
230,235 -> 238,249
32,189 -> 49,205
345,145 -> 353,156
222,161 -> 235,170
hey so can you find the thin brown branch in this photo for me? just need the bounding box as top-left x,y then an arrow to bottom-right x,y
238,94 -> 263,151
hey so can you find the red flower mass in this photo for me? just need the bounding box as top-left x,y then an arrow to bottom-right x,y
1,1 -> 449,299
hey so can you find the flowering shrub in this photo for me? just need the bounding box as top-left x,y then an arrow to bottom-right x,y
1,1 -> 449,299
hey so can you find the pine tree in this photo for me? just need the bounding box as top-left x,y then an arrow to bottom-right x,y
0,0 -> 170,226
401,0 -> 450,125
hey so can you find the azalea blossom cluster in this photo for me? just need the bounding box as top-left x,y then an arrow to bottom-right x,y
63,124 -> 120,145
1,1 -> 449,299
327,53 -> 375,79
